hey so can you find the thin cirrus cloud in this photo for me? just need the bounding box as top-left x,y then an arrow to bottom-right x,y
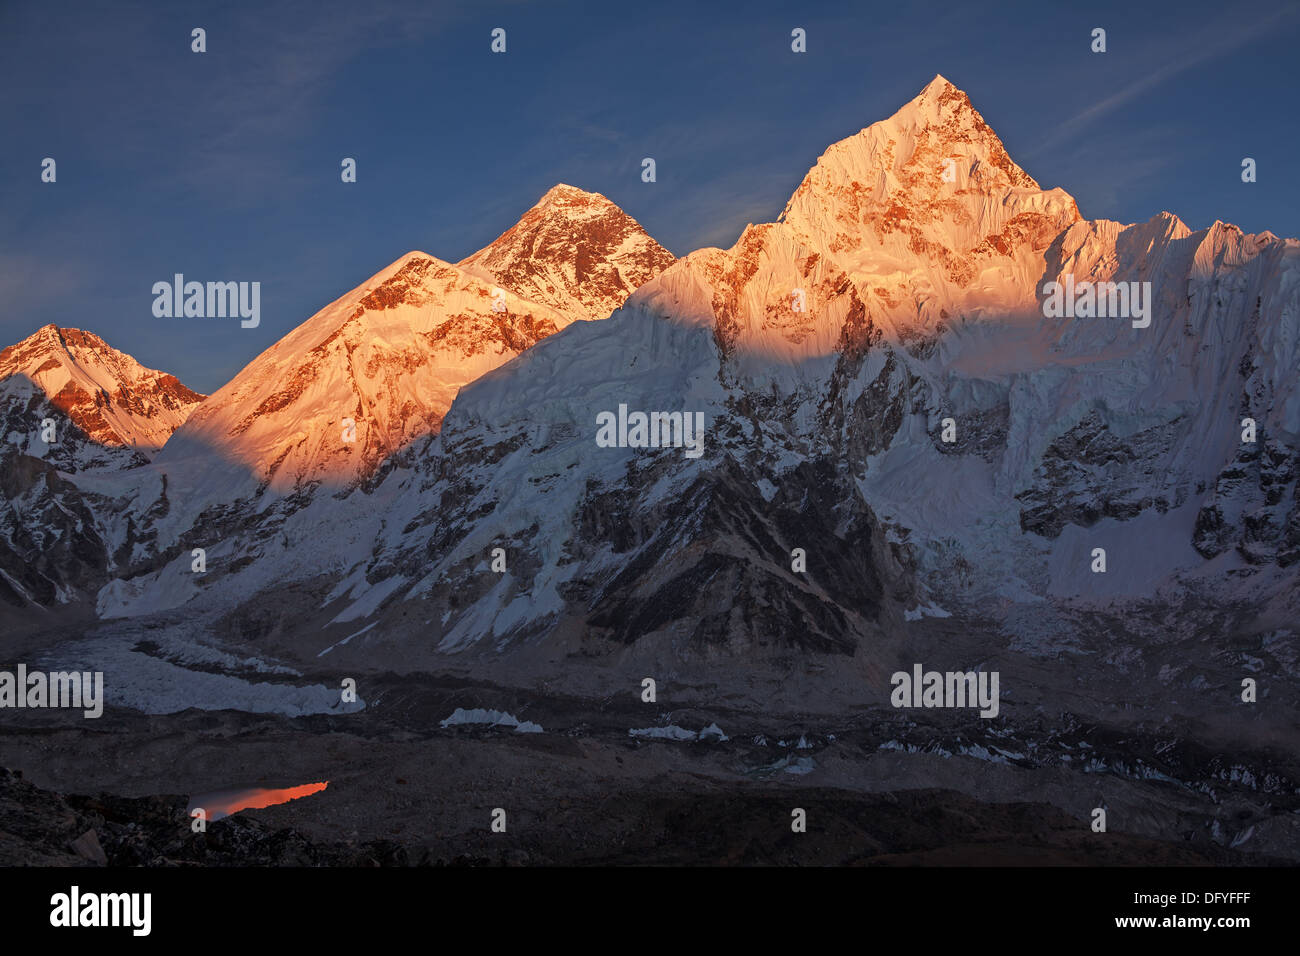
161,3 -> 464,194
1029,6 -> 1298,158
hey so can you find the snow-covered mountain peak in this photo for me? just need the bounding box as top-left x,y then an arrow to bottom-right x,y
458,183 -> 675,322
663,77 -> 1069,340
609,78 -> 1086,374
0,324 -> 204,469
533,183 -> 619,218
779,77 -> 1080,284
919,72 -> 956,95
893,73 -> 1031,176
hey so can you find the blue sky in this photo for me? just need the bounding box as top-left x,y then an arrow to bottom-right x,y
2,0 -> 1297,393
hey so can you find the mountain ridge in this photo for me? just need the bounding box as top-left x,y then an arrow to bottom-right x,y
7,78 -> 1299,662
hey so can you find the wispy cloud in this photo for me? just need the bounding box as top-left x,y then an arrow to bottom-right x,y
0,0 -> 468,199
1029,5 -> 1297,157
173,1 -> 465,193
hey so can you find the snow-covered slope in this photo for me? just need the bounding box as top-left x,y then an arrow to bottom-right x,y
151,251 -> 572,512
20,77 -> 1298,866
0,325 -> 203,611
1,324 -> 204,471
74,78 -> 1300,685
279,75 -> 1298,663
146,187 -> 674,525
73,189 -> 675,615
458,184 -> 675,322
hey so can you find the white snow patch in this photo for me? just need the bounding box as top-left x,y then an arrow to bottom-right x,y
37,637 -> 361,717
630,725 -> 697,741
904,601 -> 952,621
439,708 -> 543,733
317,621 -> 379,657
630,723 -> 728,742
